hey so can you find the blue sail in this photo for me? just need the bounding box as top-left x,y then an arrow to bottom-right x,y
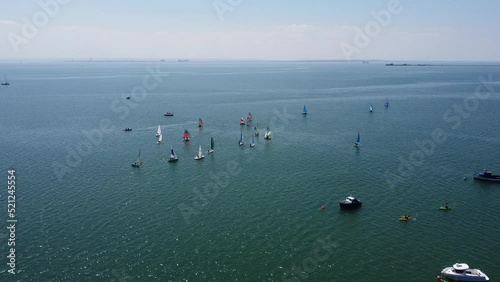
303,105 -> 307,113
357,132 -> 360,143
240,133 -> 243,142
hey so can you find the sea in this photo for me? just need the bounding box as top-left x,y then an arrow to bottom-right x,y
0,61 -> 499,281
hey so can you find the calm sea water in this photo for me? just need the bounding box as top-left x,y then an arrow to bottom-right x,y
1,61 -> 499,281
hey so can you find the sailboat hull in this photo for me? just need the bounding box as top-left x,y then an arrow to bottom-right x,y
168,158 -> 178,162
207,149 -> 214,153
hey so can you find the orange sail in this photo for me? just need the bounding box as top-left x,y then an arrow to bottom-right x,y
183,130 -> 191,141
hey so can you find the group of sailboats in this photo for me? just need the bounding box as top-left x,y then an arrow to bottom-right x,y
368,99 -> 389,112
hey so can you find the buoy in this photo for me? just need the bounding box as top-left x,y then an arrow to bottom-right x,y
436,275 -> 441,281
463,177 -> 467,180
321,205 -> 325,211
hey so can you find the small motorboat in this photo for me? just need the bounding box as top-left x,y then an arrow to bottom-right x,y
126,96 -> 131,100
164,112 -> 174,116
339,196 -> 362,209
439,263 -> 489,281
399,215 -> 411,221
123,128 -> 132,131
473,169 -> 500,182
439,204 -> 452,211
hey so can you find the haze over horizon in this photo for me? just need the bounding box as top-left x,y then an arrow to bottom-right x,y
1,0 -> 499,61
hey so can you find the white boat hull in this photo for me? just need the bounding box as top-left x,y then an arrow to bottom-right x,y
441,265 -> 489,281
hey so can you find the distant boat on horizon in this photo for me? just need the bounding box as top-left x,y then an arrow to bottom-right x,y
302,105 -> 308,115
1,74 -> 9,86
354,132 -> 360,148
385,99 -> 389,107
240,117 -> 245,125
198,118 -> 203,127
369,104 -> 374,113
249,134 -> 255,148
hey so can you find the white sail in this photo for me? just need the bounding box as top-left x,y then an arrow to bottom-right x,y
195,145 -> 205,160
156,125 -> 162,137
157,133 -> 163,143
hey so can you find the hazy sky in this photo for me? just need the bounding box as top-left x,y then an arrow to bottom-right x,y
0,0 -> 499,61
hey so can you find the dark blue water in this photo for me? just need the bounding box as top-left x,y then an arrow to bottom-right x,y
1,61 -> 499,281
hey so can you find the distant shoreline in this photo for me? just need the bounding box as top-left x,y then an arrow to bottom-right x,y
0,59 -> 499,66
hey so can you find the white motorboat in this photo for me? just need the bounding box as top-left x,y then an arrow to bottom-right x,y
440,263 -> 489,281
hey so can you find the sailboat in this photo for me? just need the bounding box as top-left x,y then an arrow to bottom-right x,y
354,132 -> 360,147
369,104 -> 374,113
168,145 -> 178,162
246,113 -> 253,126
183,130 -> 190,141
254,123 -> 259,137
239,133 -> 244,146
302,105 -> 308,115
249,134 -> 255,148
385,99 -> 389,107
264,127 -> 272,140
1,74 -> 9,86
156,125 -> 161,137
194,145 -> 205,160
240,117 -> 245,125
131,149 -> 143,167
208,137 -> 214,153
198,118 -> 203,127
157,133 -> 163,144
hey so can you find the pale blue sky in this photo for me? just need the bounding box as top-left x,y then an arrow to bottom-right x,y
1,0 -> 499,60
